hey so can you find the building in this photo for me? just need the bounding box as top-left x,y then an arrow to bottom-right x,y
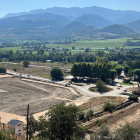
8,120 -> 24,136
123,78 -> 130,83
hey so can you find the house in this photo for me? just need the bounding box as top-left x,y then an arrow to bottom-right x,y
8,120 -> 24,136
123,78 -> 130,83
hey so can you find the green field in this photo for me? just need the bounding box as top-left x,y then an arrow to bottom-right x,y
124,46 -> 140,48
0,38 -> 131,53
32,51 -> 49,55
43,38 -> 129,49
1,47 -> 22,52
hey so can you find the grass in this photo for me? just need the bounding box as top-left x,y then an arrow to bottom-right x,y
0,38 -> 131,54
89,87 -> 112,93
79,96 -> 126,111
121,82 -> 136,86
42,38 -> 129,50
121,92 -> 132,96
124,46 -> 140,48
89,88 -> 95,92
1,47 -> 22,52
32,51 -> 49,55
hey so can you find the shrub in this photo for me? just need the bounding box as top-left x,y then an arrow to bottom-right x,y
13,68 -> 17,72
89,88 -> 95,92
128,95 -> 138,102
95,79 -> 107,92
90,124 -> 140,140
118,59 -> 123,64
0,67 -> 6,73
65,84 -> 67,87
103,102 -> 115,112
78,111 -> 85,120
86,110 -> 94,120
50,67 -> 63,80
23,60 -> 30,67
95,120 -> 102,126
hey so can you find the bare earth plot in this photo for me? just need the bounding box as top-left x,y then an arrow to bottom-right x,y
0,77 -> 79,116
106,103 -> 140,131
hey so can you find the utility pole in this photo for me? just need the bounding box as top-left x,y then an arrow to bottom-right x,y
26,104 -> 29,140
90,102 -> 91,112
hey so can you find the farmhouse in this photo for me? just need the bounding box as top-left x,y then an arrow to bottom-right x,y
8,119 -> 24,136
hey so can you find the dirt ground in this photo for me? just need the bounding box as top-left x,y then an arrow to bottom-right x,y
0,77 -> 79,116
79,96 -> 126,111
103,102 -> 140,131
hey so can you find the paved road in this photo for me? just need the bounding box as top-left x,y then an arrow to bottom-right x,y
0,62 -> 70,70
6,69 -> 139,99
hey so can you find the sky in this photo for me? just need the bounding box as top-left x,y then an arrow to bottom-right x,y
0,0 -> 140,18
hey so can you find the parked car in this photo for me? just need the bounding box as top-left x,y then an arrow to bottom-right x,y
86,83 -> 90,85
67,82 -> 71,85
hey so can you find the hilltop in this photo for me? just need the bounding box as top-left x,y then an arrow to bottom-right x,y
75,14 -> 111,28
125,19 -> 140,33
100,24 -> 135,35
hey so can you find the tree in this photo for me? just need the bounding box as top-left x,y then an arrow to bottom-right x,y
27,114 -> 37,140
13,68 -> 17,72
86,63 -> 92,78
81,62 -> 87,78
96,79 -> 107,92
9,50 -> 13,57
70,64 -> 78,79
29,50 -> 32,55
85,48 -> 90,53
134,69 -> 140,81
110,69 -> 117,82
50,67 -> 63,80
23,50 -> 27,55
90,124 -> 140,140
72,46 -> 75,50
115,65 -> 123,77
124,65 -> 130,75
103,102 -> 115,112
0,67 -> 6,73
128,69 -> 133,80
126,58 -> 132,67
118,59 -> 123,64
115,124 -> 140,140
78,111 -> 85,120
23,60 -> 30,67
38,102 -> 83,140
37,48 -> 44,55
64,50 -> 67,57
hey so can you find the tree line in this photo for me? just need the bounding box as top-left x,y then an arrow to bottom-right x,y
1,48 -> 140,64
70,62 -> 117,82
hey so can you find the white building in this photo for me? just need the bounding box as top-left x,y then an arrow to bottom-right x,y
8,119 -> 24,136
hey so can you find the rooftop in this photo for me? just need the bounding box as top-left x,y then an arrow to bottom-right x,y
8,120 -> 23,127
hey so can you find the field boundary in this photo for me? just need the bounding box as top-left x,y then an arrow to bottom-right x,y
20,78 -> 80,96
82,102 -> 138,127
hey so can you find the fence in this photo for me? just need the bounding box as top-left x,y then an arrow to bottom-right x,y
0,122 -> 15,135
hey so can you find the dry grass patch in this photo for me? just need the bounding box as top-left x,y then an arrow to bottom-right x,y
79,96 -> 126,110
0,77 -> 79,116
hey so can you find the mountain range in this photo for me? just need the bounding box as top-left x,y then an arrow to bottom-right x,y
3,6 -> 140,24
1,6 -> 140,41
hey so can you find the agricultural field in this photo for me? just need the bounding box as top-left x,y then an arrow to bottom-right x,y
0,77 -> 79,116
41,38 -> 129,49
0,62 -> 72,78
1,46 -> 22,52
0,38 -> 130,54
